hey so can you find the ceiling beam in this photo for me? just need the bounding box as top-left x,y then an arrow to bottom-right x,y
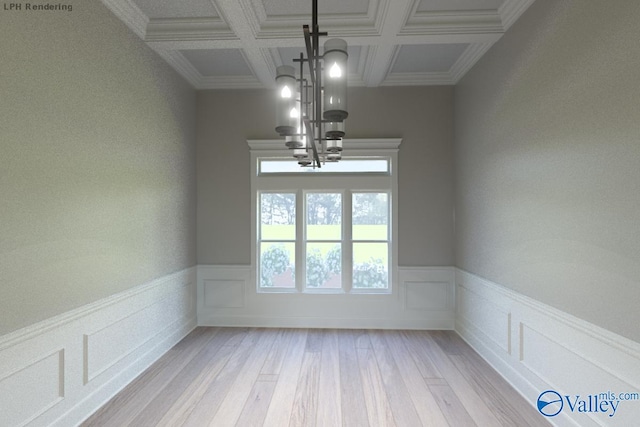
214,0 -> 276,87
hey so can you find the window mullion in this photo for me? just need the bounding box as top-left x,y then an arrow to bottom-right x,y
295,189 -> 304,292
343,189 -> 352,293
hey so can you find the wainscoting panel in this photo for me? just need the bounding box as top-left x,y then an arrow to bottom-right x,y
203,279 -> 245,308
455,269 -> 640,427
197,265 -> 455,329
0,349 -> 64,427
0,267 -> 197,427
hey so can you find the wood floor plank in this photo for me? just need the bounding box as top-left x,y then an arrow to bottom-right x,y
337,330 -> 370,427
399,330 -> 442,379
179,329 -> 262,426
408,330 -> 503,427
357,347 -> 397,427
316,329 -> 341,427
429,384 -> 477,427
81,327 -> 217,427
209,328 -> 280,426
258,373 -> 279,381
381,330 -> 449,426
124,328 -> 242,427
305,328 -> 324,353
354,329 -> 372,349
261,328 -> 293,375
425,378 -> 449,386
367,330 -> 423,427
430,330 -> 468,355
440,332 -> 546,426
263,329 -> 309,427
236,378 -> 278,427
450,354 -> 548,427
156,344 -> 237,426
289,352 -> 321,426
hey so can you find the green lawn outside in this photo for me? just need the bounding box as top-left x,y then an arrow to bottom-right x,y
261,224 -> 388,265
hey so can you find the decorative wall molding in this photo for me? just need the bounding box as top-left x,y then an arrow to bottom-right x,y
0,267 -> 197,427
197,265 -> 455,329
145,17 -> 234,42
100,0 -> 149,39
455,269 -> 640,426
498,0 -> 536,31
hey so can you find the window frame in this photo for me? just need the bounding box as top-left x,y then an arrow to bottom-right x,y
249,138 -> 401,295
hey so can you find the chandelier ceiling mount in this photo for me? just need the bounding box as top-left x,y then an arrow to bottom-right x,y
274,0 -> 348,168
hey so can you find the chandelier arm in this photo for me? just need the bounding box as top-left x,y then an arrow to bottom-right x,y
303,26 -> 316,85
303,117 -> 321,168
313,0 -> 322,168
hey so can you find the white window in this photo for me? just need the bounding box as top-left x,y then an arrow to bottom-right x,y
249,139 -> 400,294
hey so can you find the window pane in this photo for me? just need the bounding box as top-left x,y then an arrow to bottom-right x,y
260,242 -> 295,288
306,243 -> 341,289
352,193 -> 388,240
261,193 -> 296,240
306,193 -> 341,240
260,158 -> 389,174
353,243 -> 388,289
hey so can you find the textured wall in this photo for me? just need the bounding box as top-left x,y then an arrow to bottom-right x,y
197,86 -> 454,267
0,1 -> 197,335
454,1 -> 640,342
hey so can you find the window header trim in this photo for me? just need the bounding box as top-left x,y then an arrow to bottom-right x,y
247,138 -> 402,153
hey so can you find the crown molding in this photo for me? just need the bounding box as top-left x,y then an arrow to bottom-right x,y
100,0 -> 148,39
498,0 -> 536,31
449,42 -> 493,83
381,72 -> 454,86
199,75 -> 265,90
145,17 -> 236,42
153,49 -> 202,88
401,10 -> 504,35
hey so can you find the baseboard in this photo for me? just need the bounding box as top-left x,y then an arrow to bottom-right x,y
455,269 -> 640,427
197,265 -> 455,330
0,267 -> 197,427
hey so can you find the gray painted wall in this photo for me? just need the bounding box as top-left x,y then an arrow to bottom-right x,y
454,1 -> 640,342
0,0 -> 197,335
197,86 -> 454,267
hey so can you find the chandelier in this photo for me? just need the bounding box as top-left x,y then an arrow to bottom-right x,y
274,0 -> 348,168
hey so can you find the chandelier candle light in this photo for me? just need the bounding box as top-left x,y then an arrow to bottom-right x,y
274,0 -> 348,168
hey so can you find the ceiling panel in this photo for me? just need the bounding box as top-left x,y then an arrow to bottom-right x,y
131,0 -> 219,19
391,44 -> 469,73
262,0 -> 370,16
181,49 -> 254,77
417,0 -> 505,12
101,0 -> 536,89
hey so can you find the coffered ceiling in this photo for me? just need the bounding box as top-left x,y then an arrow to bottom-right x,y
100,0 -> 534,89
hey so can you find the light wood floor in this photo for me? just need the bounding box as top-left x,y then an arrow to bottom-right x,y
83,328 -> 549,427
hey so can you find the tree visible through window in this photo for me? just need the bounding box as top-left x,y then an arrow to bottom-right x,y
259,193 -> 295,288
306,193 -> 341,288
352,193 -> 389,289
258,190 -> 390,291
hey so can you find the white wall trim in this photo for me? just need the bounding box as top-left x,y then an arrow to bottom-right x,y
0,267 -> 197,427
197,265 -> 455,329
455,268 -> 640,426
